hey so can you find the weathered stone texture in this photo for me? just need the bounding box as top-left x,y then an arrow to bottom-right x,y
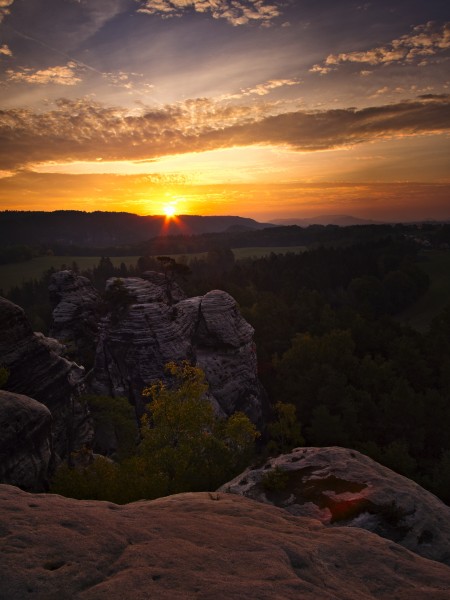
1,485 -> 450,600
220,446 -> 450,566
0,391 -> 52,491
89,279 -> 264,424
0,296 -> 93,459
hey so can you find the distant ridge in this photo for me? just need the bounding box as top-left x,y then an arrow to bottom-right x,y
271,215 -> 384,227
0,211 -> 273,247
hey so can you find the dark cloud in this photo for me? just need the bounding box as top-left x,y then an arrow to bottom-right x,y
0,94 -> 449,169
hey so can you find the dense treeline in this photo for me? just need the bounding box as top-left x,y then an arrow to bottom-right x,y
1,213 -> 449,262
0,210 -> 268,249
178,238 -> 450,503
4,232 -> 450,503
0,245 -> 33,265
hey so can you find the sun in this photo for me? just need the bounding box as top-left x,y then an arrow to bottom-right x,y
163,204 -> 177,218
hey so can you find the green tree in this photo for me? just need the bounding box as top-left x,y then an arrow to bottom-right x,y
141,361 -> 259,494
51,455 -> 119,501
102,278 -> 136,322
267,402 -> 304,455
157,256 -> 191,304
84,395 -> 138,460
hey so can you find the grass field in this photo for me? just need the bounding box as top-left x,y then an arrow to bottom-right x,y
0,246 -> 306,294
0,256 -> 140,294
398,250 -> 450,332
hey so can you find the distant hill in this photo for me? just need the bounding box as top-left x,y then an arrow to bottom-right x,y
0,211 -> 273,248
271,215 -> 383,227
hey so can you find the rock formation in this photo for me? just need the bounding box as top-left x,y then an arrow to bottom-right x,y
49,270 -> 101,366
88,276 -> 264,424
219,446 -> 450,566
0,391 -> 52,491
1,485 -> 450,600
0,296 -> 93,459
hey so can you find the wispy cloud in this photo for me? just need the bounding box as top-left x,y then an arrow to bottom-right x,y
221,78 -> 300,99
5,61 -> 83,85
310,21 -> 450,74
0,0 -> 14,23
135,0 -> 281,26
1,94 -> 449,169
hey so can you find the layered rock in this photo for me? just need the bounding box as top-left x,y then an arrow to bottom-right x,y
219,446 -> 450,566
0,297 -> 93,459
1,485 -> 450,600
49,270 -> 101,366
89,277 -> 264,424
0,391 -> 52,491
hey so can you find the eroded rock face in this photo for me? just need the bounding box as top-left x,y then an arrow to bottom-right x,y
49,270 -> 101,366
89,278 -> 264,424
0,297 -> 93,459
1,485 -> 450,600
0,391 -> 52,491
219,446 -> 450,566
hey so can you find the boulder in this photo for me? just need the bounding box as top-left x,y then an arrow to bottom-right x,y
0,391 -> 52,491
219,446 -> 450,566
1,484 -> 450,600
0,297 -> 93,459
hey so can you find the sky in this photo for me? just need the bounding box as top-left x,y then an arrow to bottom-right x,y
0,0 -> 449,222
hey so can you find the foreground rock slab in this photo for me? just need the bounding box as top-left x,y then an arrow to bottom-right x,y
1,485 -> 449,600
220,446 -> 450,566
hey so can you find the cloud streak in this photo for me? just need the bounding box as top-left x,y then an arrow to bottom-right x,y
221,78 -> 300,99
0,94 -> 449,169
136,0 -> 281,26
311,21 -> 450,73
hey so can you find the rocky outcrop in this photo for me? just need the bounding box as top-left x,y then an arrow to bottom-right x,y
89,277 -> 264,424
1,485 -> 450,600
0,297 -> 93,459
49,270 -> 101,366
0,391 -> 52,491
219,446 -> 450,566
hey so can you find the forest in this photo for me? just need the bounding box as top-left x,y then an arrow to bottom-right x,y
2,224 -> 450,504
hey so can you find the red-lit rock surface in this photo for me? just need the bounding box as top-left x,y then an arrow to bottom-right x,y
219,446 -> 450,566
1,484 -> 450,600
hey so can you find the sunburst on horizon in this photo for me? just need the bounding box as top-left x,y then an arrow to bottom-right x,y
163,204 -> 177,219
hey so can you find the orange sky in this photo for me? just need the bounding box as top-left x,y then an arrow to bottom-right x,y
0,1 -> 449,221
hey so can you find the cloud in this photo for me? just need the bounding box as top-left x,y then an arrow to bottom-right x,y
135,0 -> 281,26
221,78 -> 300,99
5,61 -> 83,85
0,94 -> 449,170
0,43 -> 12,56
310,21 -> 450,73
0,0 -> 14,23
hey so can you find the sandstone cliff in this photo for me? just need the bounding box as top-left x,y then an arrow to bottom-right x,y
219,446 -> 450,566
57,274 -> 265,424
49,270 -> 101,366
1,485 -> 449,599
0,391 -> 52,491
0,297 -> 93,459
